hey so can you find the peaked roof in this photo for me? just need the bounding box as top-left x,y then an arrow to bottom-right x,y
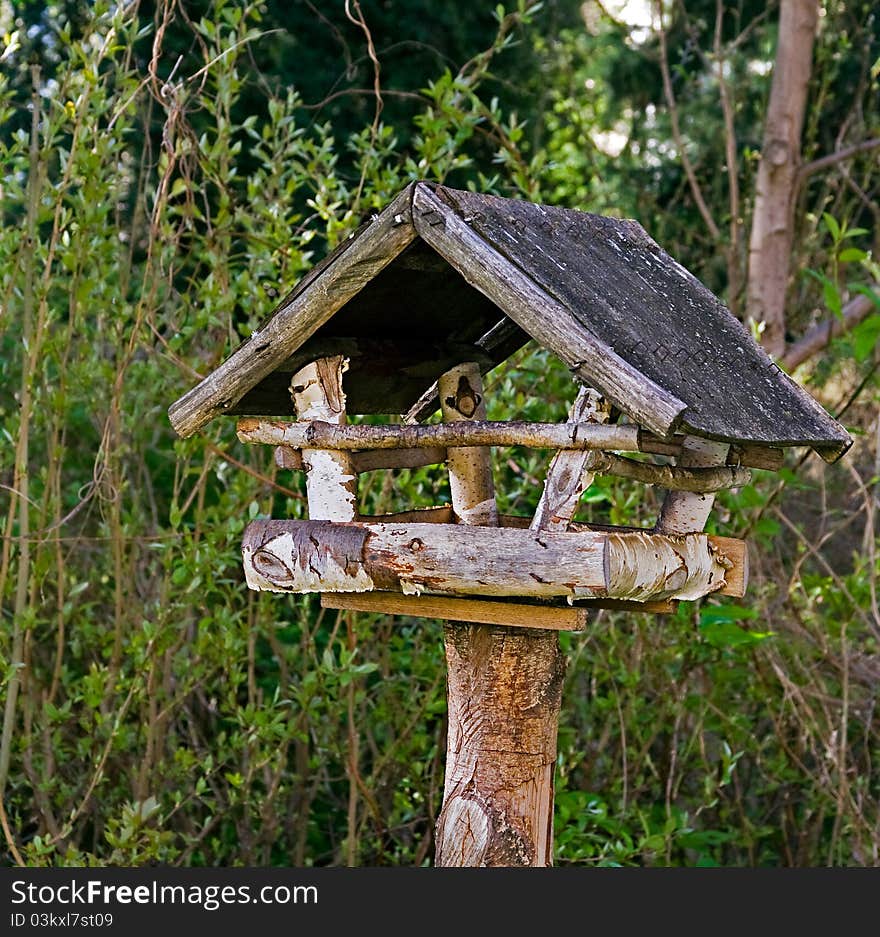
168,181 -> 851,460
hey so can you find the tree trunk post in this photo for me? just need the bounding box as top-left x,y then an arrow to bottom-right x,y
434,363 -> 565,867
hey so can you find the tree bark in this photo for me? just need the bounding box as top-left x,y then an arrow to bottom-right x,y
240,519 -> 745,601
434,363 -> 563,867
747,0 -> 819,358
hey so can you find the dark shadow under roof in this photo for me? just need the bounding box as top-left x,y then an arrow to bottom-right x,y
168,181 -> 851,461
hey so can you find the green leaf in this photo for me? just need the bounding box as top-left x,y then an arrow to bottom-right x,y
851,315 -> 880,361
699,604 -> 758,625
170,177 -> 189,199
838,247 -> 867,263
822,212 -> 841,242
699,620 -> 774,649
823,279 -> 843,319
851,284 -> 880,309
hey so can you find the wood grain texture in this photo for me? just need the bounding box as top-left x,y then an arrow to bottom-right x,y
167,185 -> 418,437
729,444 -> 784,471
321,592 -> 587,631
240,520 -> 745,601
320,591 -> 676,620
434,363 -> 563,868
428,183 -> 851,457
413,184 -> 687,438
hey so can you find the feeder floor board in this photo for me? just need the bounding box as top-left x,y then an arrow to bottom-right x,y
321,593 -> 589,630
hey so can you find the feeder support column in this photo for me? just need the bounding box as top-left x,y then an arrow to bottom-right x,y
434,363 -> 565,868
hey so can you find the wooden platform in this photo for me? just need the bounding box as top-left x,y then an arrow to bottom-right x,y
320,592 -> 678,630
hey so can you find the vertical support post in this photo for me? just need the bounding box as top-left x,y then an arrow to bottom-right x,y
657,437 -> 731,534
289,356 -> 357,521
434,363 -> 565,868
290,355 -> 360,870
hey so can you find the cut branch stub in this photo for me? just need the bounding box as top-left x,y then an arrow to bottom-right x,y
241,520 -> 746,602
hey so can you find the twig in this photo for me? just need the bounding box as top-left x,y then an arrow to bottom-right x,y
797,138 -> 880,186
0,798 -> 25,866
654,1 -> 720,240
781,292 -> 877,371
299,87 -> 424,110
345,0 -> 383,210
202,441 -> 304,501
714,0 -> 742,315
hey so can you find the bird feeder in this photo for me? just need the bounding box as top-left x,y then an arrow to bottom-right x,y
168,181 -> 851,866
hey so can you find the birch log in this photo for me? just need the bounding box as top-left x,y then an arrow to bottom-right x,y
438,363 -> 498,527
241,520 -> 739,601
658,437 -> 731,535
289,357 -> 356,521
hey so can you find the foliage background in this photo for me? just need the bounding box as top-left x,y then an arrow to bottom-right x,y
1,0 -> 878,866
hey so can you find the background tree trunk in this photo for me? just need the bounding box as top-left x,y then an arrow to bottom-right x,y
746,0 -> 819,357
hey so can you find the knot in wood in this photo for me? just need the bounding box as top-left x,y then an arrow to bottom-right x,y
407,538 -> 425,553
252,548 -> 293,584
444,375 -> 482,419
766,138 -> 791,167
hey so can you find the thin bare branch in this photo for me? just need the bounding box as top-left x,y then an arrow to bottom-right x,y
654,1 -> 721,240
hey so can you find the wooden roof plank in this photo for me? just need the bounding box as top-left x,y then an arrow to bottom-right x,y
166,180 -> 851,459
167,183 -> 419,438
411,183 -> 688,438
434,186 -> 851,457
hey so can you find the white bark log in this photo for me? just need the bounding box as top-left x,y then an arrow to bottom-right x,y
289,357 -> 357,521
438,363 -> 498,526
241,520 -> 743,602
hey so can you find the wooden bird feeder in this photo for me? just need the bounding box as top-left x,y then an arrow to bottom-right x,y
168,181 -> 851,866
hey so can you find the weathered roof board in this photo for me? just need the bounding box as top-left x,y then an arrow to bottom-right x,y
168,181 -> 851,460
